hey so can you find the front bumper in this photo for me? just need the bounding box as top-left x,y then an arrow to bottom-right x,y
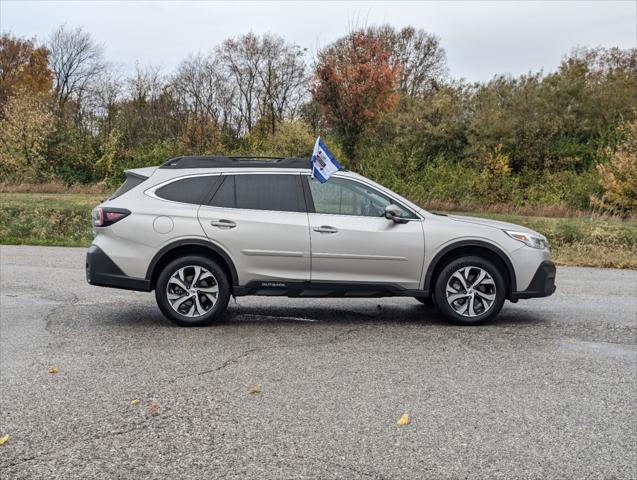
86,245 -> 150,291
510,260 -> 556,300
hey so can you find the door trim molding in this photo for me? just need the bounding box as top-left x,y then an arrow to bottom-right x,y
242,249 -> 306,258
312,252 -> 408,261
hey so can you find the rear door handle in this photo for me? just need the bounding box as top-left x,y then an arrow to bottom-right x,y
210,219 -> 236,229
313,225 -> 338,234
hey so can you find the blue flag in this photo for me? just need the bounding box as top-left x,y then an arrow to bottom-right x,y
311,136 -> 341,183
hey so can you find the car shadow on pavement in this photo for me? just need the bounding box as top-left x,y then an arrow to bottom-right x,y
89,300 -> 549,330
219,302 -> 549,328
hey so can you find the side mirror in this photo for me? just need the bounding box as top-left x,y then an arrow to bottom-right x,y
384,204 -> 408,224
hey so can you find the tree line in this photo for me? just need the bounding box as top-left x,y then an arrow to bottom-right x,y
0,25 -> 635,214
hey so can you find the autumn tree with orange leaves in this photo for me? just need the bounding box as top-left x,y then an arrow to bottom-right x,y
313,31 -> 399,167
0,34 -> 52,109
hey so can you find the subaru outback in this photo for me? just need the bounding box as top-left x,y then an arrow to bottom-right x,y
86,156 -> 556,326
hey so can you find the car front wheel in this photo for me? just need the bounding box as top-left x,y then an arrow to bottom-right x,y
155,255 -> 230,327
434,256 -> 506,325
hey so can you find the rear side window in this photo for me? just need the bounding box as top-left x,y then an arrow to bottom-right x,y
209,175 -> 236,208
208,174 -> 304,212
109,174 -> 146,200
155,176 -> 218,205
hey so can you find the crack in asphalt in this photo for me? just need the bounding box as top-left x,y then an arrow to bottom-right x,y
281,447 -> 393,480
3,432 -> 388,480
203,347 -> 263,375
185,327 -> 362,380
0,413 -> 175,471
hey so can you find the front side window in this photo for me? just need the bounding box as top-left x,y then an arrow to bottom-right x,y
207,174 -> 304,213
307,177 -> 416,218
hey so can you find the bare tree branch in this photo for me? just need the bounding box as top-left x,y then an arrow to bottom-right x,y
48,25 -> 105,114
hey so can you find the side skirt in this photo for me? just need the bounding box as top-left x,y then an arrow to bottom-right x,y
233,280 -> 430,299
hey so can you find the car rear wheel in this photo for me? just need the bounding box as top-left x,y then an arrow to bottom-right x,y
155,255 -> 230,327
434,256 -> 505,325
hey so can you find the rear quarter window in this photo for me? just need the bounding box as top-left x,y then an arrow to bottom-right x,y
109,174 -> 146,200
155,176 -> 219,205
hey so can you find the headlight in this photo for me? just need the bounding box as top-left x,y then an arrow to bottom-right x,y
504,230 -> 549,249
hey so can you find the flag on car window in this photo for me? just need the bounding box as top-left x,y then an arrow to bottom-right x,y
311,136 -> 341,183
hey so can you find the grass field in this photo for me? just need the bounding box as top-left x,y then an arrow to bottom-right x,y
1,192 -> 635,269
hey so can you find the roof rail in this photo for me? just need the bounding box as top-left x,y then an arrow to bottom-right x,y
159,156 -> 311,170
228,156 -> 286,160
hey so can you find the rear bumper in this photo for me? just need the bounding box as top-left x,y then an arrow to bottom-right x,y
86,245 -> 150,292
510,260 -> 556,300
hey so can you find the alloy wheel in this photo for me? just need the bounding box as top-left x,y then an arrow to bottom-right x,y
166,265 -> 219,318
445,266 -> 496,317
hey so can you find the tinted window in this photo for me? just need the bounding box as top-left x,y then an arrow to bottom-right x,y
210,175 -> 235,208
308,177 -> 416,218
155,176 -> 217,204
109,174 -> 146,200
208,174 -> 304,213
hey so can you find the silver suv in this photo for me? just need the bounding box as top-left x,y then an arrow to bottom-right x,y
86,156 -> 556,326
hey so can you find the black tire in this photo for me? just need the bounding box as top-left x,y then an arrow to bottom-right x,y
155,255 -> 231,327
434,255 -> 506,326
415,296 -> 436,308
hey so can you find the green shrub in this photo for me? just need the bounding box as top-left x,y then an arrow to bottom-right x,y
592,118 -> 637,216
0,205 -> 92,246
246,120 -> 315,157
108,139 -> 182,186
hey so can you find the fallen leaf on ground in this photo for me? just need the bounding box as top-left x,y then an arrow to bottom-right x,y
0,434 -> 10,445
397,413 -> 410,426
248,384 -> 262,394
48,367 -> 58,375
149,402 -> 158,415
130,399 -> 140,406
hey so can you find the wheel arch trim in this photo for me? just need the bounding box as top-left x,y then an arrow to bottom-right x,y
145,238 -> 239,288
423,240 -> 517,295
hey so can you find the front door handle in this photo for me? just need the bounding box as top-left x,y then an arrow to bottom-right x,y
210,219 -> 236,229
313,225 -> 338,234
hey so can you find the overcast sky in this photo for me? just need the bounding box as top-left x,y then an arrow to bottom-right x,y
1,0 -> 635,82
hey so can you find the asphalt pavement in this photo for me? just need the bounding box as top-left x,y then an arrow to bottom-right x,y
0,245 -> 635,479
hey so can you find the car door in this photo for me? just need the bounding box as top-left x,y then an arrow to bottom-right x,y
198,172 -> 311,286
305,175 -> 425,290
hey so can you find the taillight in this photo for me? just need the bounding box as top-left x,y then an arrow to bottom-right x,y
92,207 -> 131,227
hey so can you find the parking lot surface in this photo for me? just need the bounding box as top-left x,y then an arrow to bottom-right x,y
1,245 -> 636,479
